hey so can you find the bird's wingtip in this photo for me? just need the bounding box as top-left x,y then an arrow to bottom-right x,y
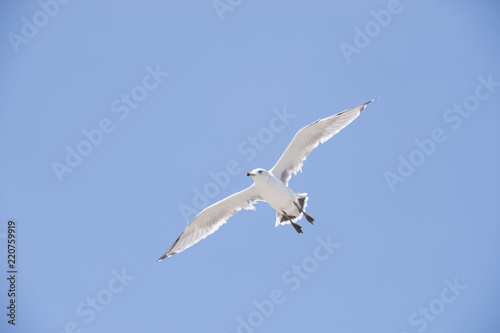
360,97 -> 378,111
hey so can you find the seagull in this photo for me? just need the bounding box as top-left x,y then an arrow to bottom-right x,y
158,100 -> 373,260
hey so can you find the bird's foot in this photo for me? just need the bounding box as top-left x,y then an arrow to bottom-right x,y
282,210 -> 303,233
303,212 -> 315,224
290,221 -> 303,234
293,201 -> 314,224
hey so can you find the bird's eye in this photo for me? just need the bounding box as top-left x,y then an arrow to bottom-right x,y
258,170 -> 263,174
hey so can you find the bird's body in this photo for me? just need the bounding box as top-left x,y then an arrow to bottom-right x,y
251,169 -> 298,218
158,99 -> 374,260
248,169 -> 309,228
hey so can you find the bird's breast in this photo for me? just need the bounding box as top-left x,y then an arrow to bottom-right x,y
255,178 -> 295,211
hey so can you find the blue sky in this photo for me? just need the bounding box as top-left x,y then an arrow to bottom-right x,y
1,0 -> 499,332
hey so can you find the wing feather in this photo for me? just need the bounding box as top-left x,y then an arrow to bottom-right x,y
159,185 -> 261,260
270,100 -> 373,185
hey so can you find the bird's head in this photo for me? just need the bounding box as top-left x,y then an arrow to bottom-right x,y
246,168 -> 268,180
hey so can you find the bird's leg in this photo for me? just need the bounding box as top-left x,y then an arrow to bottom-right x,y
293,201 -> 315,224
282,210 -> 302,234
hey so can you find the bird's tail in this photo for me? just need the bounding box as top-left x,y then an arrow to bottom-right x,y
275,193 -> 308,227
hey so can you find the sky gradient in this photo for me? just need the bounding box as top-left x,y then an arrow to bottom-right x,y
1,1 -> 499,332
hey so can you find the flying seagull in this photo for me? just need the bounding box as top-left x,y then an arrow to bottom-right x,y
158,100 -> 373,260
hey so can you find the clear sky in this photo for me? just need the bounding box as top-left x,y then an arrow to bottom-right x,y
1,1 -> 499,332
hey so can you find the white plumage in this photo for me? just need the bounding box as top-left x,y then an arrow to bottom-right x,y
158,100 -> 373,260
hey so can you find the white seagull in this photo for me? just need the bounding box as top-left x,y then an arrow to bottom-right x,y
159,100 -> 373,260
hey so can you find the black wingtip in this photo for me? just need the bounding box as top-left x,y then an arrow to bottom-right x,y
360,98 -> 378,111
158,254 -> 169,262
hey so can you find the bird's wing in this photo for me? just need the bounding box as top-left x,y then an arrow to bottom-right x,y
270,100 -> 373,185
159,185 -> 261,260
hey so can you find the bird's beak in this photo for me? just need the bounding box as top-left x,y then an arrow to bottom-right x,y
246,172 -> 255,177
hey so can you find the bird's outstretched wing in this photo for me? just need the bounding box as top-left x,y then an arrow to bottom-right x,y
159,185 -> 261,260
270,100 -> 373,185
